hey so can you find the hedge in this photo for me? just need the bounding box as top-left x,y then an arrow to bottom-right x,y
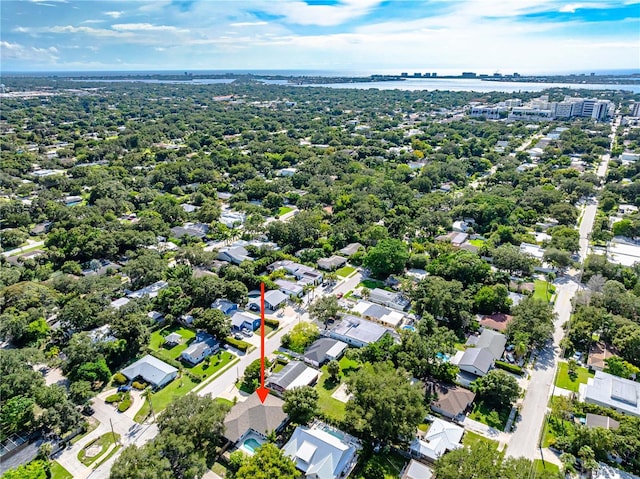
495,360 -> 525,375
264,318 -> 280,329
225,337 -> 250,352
132,381 -> 148,390
118,397 -> 132,412
112,372 -> 127,385
105,394 -> 121,404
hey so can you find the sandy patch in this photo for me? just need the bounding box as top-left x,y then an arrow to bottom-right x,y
331,383 -> 352,403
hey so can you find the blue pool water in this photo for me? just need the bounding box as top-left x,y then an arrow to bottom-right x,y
242,438 -> 262,454
320,425 -> 345,440
403,325 -> 416,331
436,352 -> 450,362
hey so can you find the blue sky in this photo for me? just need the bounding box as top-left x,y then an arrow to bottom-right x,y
1,0 -> 639,73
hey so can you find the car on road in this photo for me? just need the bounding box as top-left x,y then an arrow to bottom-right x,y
335,292 -> 343,299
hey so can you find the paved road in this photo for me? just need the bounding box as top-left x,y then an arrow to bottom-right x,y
507,116 -> 617,460
1,240 -> 45,257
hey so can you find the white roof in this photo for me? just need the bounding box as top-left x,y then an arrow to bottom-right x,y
593,463 -> 640,479
110,297 -> 130,309
403,460 -> 433,479
410,419 -> 463,461
121,354 -> 177,386
520,242 -> 544,259
264,289 -> 288,306
607,240 -> 640,267
283,426 -> 357,479
581,370 -> 640,417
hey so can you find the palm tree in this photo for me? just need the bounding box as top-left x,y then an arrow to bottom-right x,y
578,445 -> 598,478
559,452 -> 576,475
142,387 -> 156,422
545,272 -> 556,301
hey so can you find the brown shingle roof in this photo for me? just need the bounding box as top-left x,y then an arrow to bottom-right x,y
429,382 -> 476,418
479,314 -> 513,332
223,393 -> 287,443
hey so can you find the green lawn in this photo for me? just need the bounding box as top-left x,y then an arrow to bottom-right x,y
533,280 -> 555,303
315,356 -> 361,423
359,279 -> 385,290
354,451 -> 407,479
278,206 -> 294,216
78,433 -> 120,466
533,459 -> 560,477
189,351 -> 235,378
50,462 -> 72,479
554,361 -> 594,392
149,326 -> 196,362
211,462 -> 229,477
469,239 -> 485,247
469,401 -> 510,430
336,266 -> 356,278
215,397 -> 233,408
541,415 -> 574,448
256,324 -> 275,336
463,431 -> 499,450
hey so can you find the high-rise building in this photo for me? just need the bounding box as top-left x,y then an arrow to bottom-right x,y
631,102 -> 640,117
591,101 -> 612,121
582,99 -> 596,117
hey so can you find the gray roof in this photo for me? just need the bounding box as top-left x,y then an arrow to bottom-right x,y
264,289 -> 288,307
224,393 -> 287,443
458,348 -> 495,376
475,329 -> 507,360
304,338 -> 348,364
361,303 -> 391,320
331,315 -> 388,345
338,243 -> 362,256
231,311 -> 259,328
121,355 -> 177,386
267,361 -> 317,390
182,333 -> 218,359
403,460 -> 433,479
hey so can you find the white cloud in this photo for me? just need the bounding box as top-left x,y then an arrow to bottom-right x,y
104,11 -> 124,19
262,0 -> 383,26
110,23 -> 188,33
559,3 -> 584,13
229,21 -> 269,27
0,41 -> 59,62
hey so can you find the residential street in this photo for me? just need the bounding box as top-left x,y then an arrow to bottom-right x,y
506,117 -> 616,461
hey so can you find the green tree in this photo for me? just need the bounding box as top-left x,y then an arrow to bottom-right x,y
327,359 -> 341,382
474,284 -> 511,314
543,248 -> 572,271
506,297 -> 556,350
283,386 -> 320,425
549,226 -> 580,253
1,396 -> 35,438
192,308 -> 231,339
345,362 -> 425,443
409,276 -> 472,333
308,295 -> 339,324
472,370 -> 521,410
281,321 -> 319,353
363,238 -> 409,278
235,443 -> 298,479
604,355 -> 640,379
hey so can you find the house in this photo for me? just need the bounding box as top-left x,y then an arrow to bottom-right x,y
303,338 -> 348,368
317,255 -> 348,271
30,221 -> 52,236
219,211 -> 246,228
282,425 -> 358,479
223,392 -> 288,444
329,315 -> 391,348
579,370 -> 640,417
587,342 -> 614,372
409,419 -> 463,462
110,297 -> 130,309
180,203 -> 199,213
478,314 -> 513,332
121,355 -> 178,388
266,361 -> 319,394
428,382 -> 476,420
170,222 -> 209,239
352,301 -> 405,328
593,463 -> 640,479
585,413 -> 620,430
211,299 -> 239,316
275,279 -> 304,298
401,460 -> 434,479
264,290 -> 288,310
180,332 -> 220,365
456,329 -> 507,377
230,311 -> 261,332
277,167 -> 297,177
217,246 -> 253,265
368,288 -> 410,311
127,281 -> 169,299
269,260 -> 323,285
519,242 -> 545,260
164,332 -> 182,346
435,231 -> 468,247
338,243 -> 363,257
148,311 -> 164,323
452,220 -> 469,233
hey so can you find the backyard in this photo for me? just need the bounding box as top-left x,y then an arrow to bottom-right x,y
149,325 -> 196,363
315,356 -> 360,423
462,431 -> 500,450
554,361 -> 594,392
353,450 -> 407,479
278,206 -> 294,216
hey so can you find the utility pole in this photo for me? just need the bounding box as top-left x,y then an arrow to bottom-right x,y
109,418 -> 119,446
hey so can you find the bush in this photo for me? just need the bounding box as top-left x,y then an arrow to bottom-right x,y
495,360 -> 524,375
112,372 -> 127,385
132,381 -> 147,390
225,336 -> 250,352
118,397 -> 132,412
105,394 -> 121,404
264,317 -> 280,329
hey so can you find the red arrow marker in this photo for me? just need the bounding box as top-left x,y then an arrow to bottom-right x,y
256,282 -> 270,403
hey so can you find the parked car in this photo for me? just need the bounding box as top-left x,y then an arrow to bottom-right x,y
335,292 -> 344,299
241,328 -> 253,338
82,405 -> 95,416
572,351 -> 583,361
233,333 -> 244,340
117,385 -> 131,393
249,303 -> 260,312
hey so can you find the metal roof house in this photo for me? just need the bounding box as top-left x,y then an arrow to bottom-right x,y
230,311 -> 261,331
456,329 -> 507,377
121,355 -> 178,388
282,425 -> 358,479
579,370 -> 640,417
264,290 -> 288,310
180,332 -> 220,365
303,338 -> 348,368
409,419 -> 463,462
329,315 -> 391,348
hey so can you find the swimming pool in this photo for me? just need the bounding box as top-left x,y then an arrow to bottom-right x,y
319,424 -> 345,440
436,352 -> 450,362
402,325 -> 416,331
239,431 -> 266,455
